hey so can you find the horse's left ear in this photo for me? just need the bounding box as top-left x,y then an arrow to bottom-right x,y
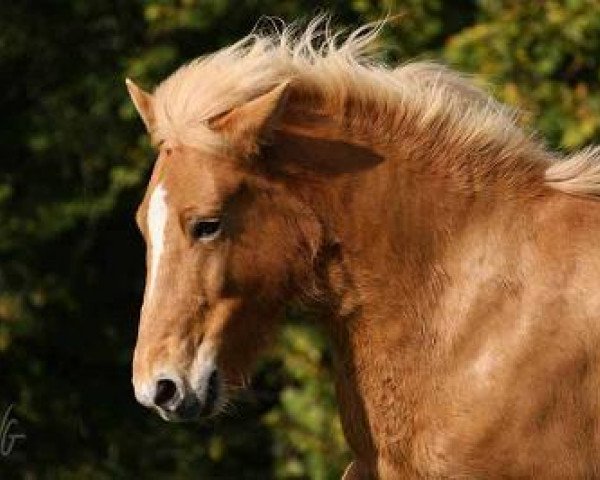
125,78 -> 155,132
210,81 -> 291,152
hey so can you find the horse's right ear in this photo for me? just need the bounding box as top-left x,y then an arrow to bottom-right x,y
209,82 -> 291,155
125,78 -> 155,132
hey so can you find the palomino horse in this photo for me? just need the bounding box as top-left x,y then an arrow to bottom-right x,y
127,19 -> 600,479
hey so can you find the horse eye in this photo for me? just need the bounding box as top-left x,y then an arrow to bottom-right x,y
189,218 -> 221,241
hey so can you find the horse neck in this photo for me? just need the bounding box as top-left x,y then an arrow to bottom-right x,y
269,105 -> 550,452
273,104 -> 548,332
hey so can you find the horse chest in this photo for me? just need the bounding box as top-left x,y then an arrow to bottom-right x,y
333,344 -> 434,476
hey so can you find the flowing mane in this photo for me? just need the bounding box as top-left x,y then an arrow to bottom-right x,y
151,17 -> 600,197
130,17 -> 600,478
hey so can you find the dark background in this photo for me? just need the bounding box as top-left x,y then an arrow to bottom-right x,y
1,1 -> 599,478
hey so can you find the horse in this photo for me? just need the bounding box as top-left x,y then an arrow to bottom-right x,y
126,19 -> 600,479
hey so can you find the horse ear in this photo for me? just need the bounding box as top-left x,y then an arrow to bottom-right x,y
125,78 -> 155,132
210,81 -> 290,152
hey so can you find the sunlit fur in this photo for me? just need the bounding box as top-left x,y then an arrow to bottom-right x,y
129,18 -> 600,479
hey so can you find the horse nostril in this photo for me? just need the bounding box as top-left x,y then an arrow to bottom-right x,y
154,378 -> 179,410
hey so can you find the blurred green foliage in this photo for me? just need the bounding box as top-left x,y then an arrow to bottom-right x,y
445,0 -> 600,148
0,0 -> 599,478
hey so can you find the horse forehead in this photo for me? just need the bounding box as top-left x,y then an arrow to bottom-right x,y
165,160 -> 222,208
144,146 -> 232,224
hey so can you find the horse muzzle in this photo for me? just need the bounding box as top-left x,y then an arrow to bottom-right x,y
134,368 -> 222,422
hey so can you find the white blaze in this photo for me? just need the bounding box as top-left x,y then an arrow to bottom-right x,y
147,183 -> 168,300
190,339 -> 218,403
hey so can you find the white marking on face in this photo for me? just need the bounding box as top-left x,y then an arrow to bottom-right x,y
190,340 -> 218,403
147,183 -> 168,301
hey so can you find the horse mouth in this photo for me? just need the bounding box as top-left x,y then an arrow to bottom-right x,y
200,369 -> 220,417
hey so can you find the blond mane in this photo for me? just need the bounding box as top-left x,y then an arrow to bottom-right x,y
151,17 -> 600,197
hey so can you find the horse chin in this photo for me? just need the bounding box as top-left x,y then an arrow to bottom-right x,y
156,406 -> 195,423
154,396 -> 222,423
